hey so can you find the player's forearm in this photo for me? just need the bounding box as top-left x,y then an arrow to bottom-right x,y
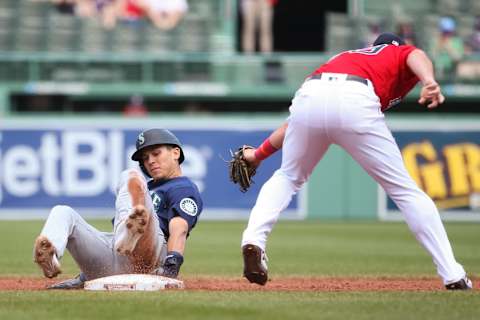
254,122 -> 287,161
167,217 -> 188,254
406,49 -> 437,85
407,49 -> 445,108
269,122 -> 288,149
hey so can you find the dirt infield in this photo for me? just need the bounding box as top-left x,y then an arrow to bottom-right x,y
2,276 -> 475,291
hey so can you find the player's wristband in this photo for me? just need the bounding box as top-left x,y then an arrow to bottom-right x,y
254,138 -> 279,161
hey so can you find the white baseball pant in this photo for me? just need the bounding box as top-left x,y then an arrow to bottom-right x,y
38,168 -> 167,280
242,73 -> 467,284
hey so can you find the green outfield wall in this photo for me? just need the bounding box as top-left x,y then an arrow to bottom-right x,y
307,145 -> 377,220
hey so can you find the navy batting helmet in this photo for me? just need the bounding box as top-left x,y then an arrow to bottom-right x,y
373,32 -> 406,46
131,128 -> 185,171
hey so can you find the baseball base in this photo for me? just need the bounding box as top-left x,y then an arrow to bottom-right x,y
84,274 -> 184,291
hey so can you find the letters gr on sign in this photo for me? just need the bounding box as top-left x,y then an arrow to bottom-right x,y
378,129 -> 480,221
0,127 -> 302,219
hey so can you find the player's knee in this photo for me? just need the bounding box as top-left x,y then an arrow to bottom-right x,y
400,193 -> 439,232
411,189 -> 438,214
275,170 -> 305,191
49,205 -> 77,221
51,204 -> 73,214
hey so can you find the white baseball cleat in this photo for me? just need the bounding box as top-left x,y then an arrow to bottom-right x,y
115,205 -> 149,256
34,236 -> 61,278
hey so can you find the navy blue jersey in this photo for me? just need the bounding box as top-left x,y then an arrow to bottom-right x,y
147,176 -> 203,239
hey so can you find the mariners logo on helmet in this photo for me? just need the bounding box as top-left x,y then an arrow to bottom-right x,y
138,133 -> 145,145
179,198 -> 198,216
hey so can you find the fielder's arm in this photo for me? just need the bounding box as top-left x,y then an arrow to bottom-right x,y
264,121 -> 288,149
243,122 -> 288,165
406,49 -> 445,109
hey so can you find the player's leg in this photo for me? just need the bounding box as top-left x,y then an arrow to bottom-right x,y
242,97 -> 330,250
336,118 -> 468,286
242,91 -> 332,284
241,0 -> 257,53
259,0 -> 273,53
114,168 -> 166,273
35,205 -> 118,280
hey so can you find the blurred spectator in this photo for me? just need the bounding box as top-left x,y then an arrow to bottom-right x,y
115,0 -> 148,25
434,0 -> 460,15
389,4 -> 416,46
123,95 -> 148,117
51,0 -> 114,28
396,21 -> 416,46
145,0 -> 189,30
51,0 -> 77,15
361,21 -> 383,47
75,0 -> 97,18
115,0 -> 188,30
241,0 -> 278,54
457,15 -> 480,80
465,15 -> 480,53
51,0 -> 97,17
49,0 -> 188,30
95,0 -> 119,29
430,16 -> 464,80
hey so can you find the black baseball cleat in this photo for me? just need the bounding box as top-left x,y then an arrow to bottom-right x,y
48,273 -> 86,290
242,244 -> 268,285
445,277 -> 473,290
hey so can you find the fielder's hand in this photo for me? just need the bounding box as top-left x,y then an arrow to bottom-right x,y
229,145 -> 259,193
241,147 -> 261,168
418,82 -> 445,109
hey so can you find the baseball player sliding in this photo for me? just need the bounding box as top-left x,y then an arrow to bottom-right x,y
230,33 -> 472,290
34,129 -> 202,289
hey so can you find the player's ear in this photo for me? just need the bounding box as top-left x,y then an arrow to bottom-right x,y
172,147 -> 181,162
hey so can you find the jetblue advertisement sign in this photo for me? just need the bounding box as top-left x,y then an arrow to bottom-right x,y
379,120 -> 480,221
0,120 -> 303,219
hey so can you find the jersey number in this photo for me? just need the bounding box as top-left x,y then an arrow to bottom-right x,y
348,44 -> 388,55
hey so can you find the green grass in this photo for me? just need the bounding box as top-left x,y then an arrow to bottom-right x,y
0,291 -> 478,320
0,220 -> 479,319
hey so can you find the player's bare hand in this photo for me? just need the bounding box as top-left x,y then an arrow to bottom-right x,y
242,147 -> 262,168
418,82 -> 445,109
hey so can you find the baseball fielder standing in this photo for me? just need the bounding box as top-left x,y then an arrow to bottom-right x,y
237,33 -> 472,290
34,129 -> 202,288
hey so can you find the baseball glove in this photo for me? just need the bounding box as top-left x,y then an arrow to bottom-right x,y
229,146 -> 257,193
